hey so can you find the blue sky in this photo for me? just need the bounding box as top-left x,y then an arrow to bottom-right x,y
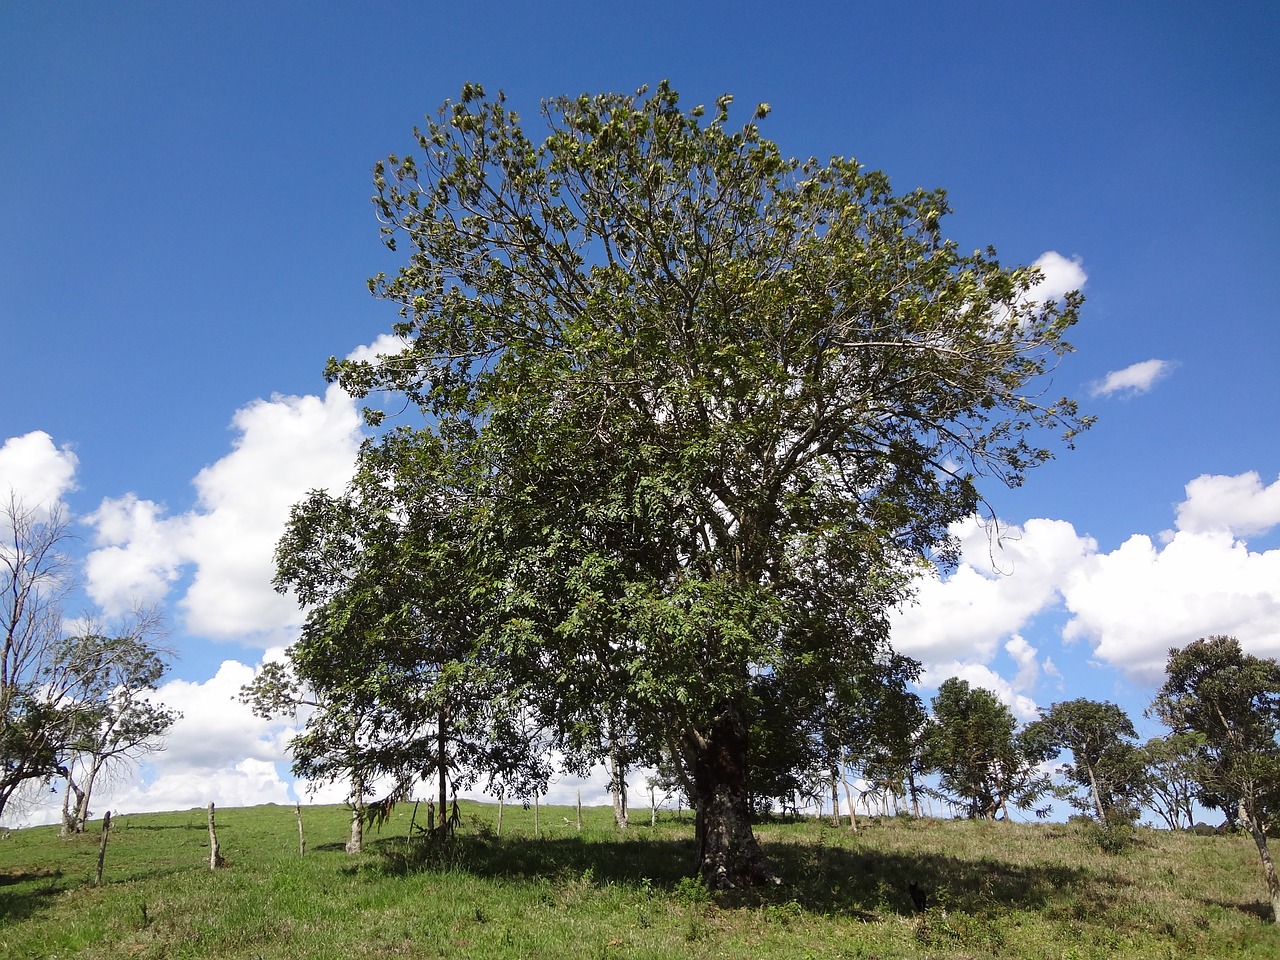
2,2 -> 1278,821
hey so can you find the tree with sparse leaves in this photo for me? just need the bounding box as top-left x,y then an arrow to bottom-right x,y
1137,731 -> 1203,831
1153,636 -> 1280,924
326,81 -> 1087,886
58,612 -> 179,835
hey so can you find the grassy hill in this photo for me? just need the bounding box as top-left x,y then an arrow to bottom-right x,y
2,801 -> 1277,959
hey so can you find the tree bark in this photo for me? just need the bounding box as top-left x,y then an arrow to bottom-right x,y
1249,827 -> 1280,924
1246,814 -> 1280,924
346,775 -> 365,854
691,706 -> 777,889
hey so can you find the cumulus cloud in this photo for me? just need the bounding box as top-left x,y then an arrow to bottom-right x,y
0,431 -> 79,510
1061,528 -> 1280,682
1029,251 -> 1087,303
1174,471 -> 1280,538
1090,359 -> 1174,398
892,517 -> 1094,664
343,332 -> 410,365
83,381 -> 363,642
898,470 -> 1280,694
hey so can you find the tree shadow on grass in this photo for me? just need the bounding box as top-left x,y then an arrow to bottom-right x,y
0,868 -> 65,923
350,830 -> 1090,920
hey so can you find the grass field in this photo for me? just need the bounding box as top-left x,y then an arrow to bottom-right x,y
2,801 -> 1277,959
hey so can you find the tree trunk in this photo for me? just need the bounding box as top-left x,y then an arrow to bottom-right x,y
690,707 -> 776,889
73,762 -> 100,833
609,739 -> 628,830
207,802 -> 224,869
436,706 -> 448,840
1247,824 -> 1280,924
346,775 -> 365,854
1086,763 -> 1106,823
829,763 -> 841,827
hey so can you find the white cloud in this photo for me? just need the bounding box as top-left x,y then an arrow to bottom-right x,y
0,431 -> 78,510
892,516 -> 1094,664
344,332 -> 410,365
919,661 -> 1040,721
1061,528 -> 1280,683
1090,359 -> 1174,398
83,382 -> 363,642
896,471 -> 1280,694
1029,251 -> 1087,303
1174,471 -> 1280,538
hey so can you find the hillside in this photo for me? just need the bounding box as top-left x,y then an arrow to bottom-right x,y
1,802 -> 1277,959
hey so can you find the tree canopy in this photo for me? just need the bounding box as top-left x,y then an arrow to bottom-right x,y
307,81 -> 1087,886
1154,636 -> 1280,922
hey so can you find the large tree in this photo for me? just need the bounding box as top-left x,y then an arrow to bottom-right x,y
1153,636 -> 1280,924
331,82 -> 1087,886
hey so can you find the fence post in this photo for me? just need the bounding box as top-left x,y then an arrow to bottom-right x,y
208,802 -> 225,869
95,811 -> 111,886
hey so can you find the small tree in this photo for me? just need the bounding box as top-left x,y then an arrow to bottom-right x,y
1,494 -> 75,822
924,678 -> 1052,820
1137,731 -> 1203,831
1032,698 -> 1143,826
1153,636 -> 1280,924
58,611 -> 179,834
267,431 -> 552,839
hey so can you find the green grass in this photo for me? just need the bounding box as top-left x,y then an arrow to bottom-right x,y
2,802 -> 1277,959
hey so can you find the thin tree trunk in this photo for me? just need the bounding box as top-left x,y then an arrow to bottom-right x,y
346,775 -> 365,854
841,776 -> 859,831
691,706 -> 776,889
437,705 -> 449,839
295,801 -> 306,856
576,789 -> 582,831
829,763 -> 841,827
1087,763 -> 1106,822
609,738 -> 628,829
1247,822 -> 1280,925
534,793 -> 540,838
497,791 -> 504,837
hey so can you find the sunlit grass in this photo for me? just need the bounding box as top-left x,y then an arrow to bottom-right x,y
2,802 -> 1277,958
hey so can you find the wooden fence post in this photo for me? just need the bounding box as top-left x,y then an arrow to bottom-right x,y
95,811 -> 111,886
295,801 -> 306,856
208,802 -> 225,869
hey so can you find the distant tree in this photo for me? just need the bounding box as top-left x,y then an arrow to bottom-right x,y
924,678 -> 1053,820
2,495 -> 73,821
267,430 -> 551,842
1032,698 -> 1143,825
1137,731 -> 1203,831
58,610 -> 179,834
1153,636 -> 1280,924
2,495 -> 178,828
